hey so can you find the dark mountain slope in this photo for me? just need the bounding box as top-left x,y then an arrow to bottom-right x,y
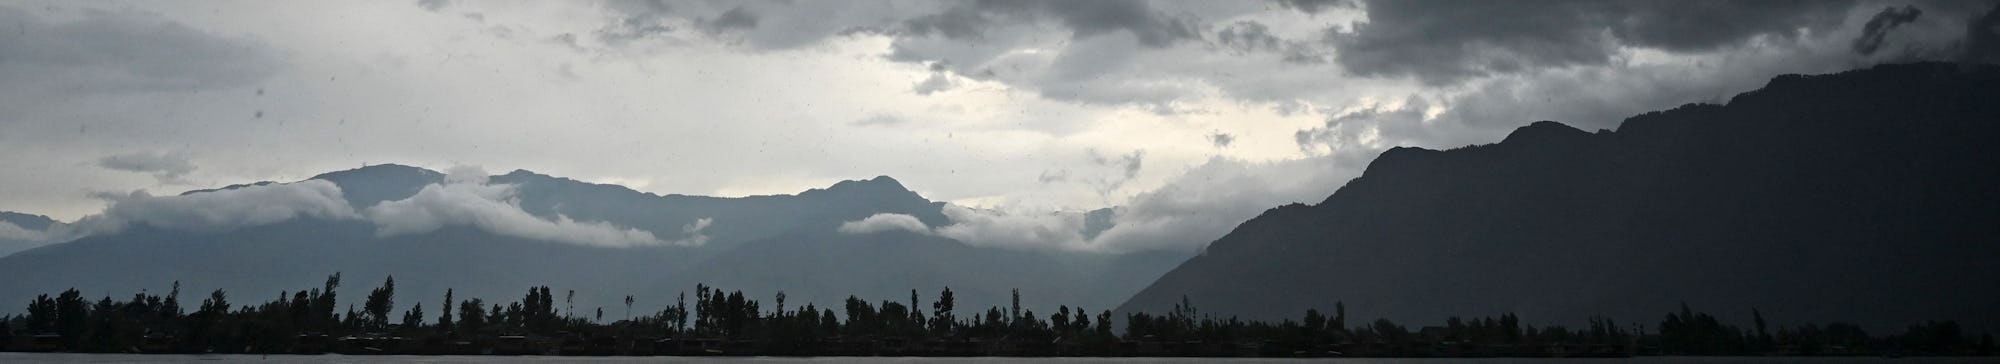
1116,62 -> 2000,332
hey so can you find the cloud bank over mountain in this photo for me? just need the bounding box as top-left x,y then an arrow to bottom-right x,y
9,166 -> 693,249
74,180 -> 357,236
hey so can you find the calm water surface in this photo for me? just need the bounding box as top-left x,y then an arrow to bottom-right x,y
4,354 -> 2000,364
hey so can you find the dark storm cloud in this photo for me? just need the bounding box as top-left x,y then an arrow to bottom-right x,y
97,151 -> 197,185
697,6 -> 759,35
1332,0 -> 1854,85
1214,21 -> 1284,54
1853,6 -> 1925,56
902,0 -> 1200,48
0,5 -> 282,94
596,0 -> 676,45
1964,2 -> 2000,65
1276,0 -> 1355,15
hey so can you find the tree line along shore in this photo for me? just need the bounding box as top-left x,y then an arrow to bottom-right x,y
3,274 -> 1993,357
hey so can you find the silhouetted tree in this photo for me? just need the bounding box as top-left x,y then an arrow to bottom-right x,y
401,302 -> 425,333
437,289 -> 454,336
931,287 -> 956,337
363,276 -> 395,331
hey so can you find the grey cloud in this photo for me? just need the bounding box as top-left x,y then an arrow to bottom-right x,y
595,0 -> 677,45
1295,98 -> 1431,154
589,1 -> 915,51
903,0 -> 1201,48
698,6 -> 759,35
1603,1 -> 1852,52
1854,6 -> 1925,56
1209,132 -> 1236,148
97,150 -> 197,184
1276,0 -> 1355,14
1083,149 -> 1144,198
1332,0 -> 1855,85
851,114 -> 907,127
416,0 -> 450,12
1089,149 -> 1144,180
578,1 -> 1231,109
1214,21 -> 1283,54
0,5 -> 282,94
912,73 -> 955,95
1037,169 -> 1071,184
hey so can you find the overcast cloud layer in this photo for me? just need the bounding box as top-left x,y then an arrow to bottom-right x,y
3,0 -> 1996,254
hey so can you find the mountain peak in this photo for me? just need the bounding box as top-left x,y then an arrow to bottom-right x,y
804,175 -> 922,201
501,169 -> 547,179
1500,120 -> 1590,145
310,163 -> 441,181
827,175 -> 907,191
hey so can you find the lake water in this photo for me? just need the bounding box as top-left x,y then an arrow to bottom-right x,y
4,354 -> 1999,364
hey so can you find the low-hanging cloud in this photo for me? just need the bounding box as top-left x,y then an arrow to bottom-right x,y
835,153 -> 1361,255
677,217 -> 714,246
0,221 -> 40,241
0,220 -> 62,256
97,150 -> 198,184
834,205 -> 1094,252
932,205 -> 1090,252
837,213 -> 931,235
31,166 -> 696,249
72,179 -> 359,236
362,169 -> 691,248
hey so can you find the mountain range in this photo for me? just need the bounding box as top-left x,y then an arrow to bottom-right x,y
0,166 -> 1186,319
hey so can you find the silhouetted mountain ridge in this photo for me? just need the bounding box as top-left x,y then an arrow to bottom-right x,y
1120,62 -> 2000,333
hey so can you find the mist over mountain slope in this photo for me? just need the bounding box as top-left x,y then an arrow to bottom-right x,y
1116,62 -> 2000,332
0,211 -> 57,256
0,167 -> 1181,317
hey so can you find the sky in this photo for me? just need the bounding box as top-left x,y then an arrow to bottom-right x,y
2,0 -> 1996,253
